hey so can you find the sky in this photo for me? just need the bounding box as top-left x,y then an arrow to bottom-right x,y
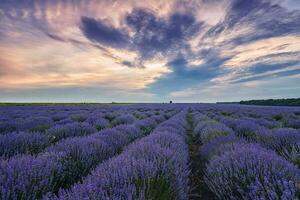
0,0 -> 299,103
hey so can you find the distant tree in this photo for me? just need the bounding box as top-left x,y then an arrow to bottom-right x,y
169,101 -> 173,104
240,98 -> 300,106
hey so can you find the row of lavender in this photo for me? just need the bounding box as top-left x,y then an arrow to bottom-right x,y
207,106 -> 300,167
0,103 -> 299,200
0,105 -> 181,200
191,108 -> 299,199
205,104 -> 300,129
0,105 -> 174,159
45,110 -> 189,200
0,105 -> 164,133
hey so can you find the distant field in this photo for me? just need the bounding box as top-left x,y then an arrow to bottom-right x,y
0,102 -> 137,106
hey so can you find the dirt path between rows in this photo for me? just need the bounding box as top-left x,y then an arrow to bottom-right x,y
186,112 -> 216,200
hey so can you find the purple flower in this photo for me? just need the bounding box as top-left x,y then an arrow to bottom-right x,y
199,134 -> 244,161
261,128 -> 300,167
0,121 -> 17,134
286,119 -> 300,129
46,122 -> 97,143
17,117 -> 53,132
219,117 -> 245,129
46,111 -> 189,200
0,153 -> 64,199
111,114 -> 136,126
194,120 -> 234,144
0,132 -> 49,159
204,143 -> 300,200
134,118 -> 157,134
116,125 -> 142,142
87,116 -> 110,130
70,114 -> 87,122
235,121 -> 269,142
0,109 -> 171,199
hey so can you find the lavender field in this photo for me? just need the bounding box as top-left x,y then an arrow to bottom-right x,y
0,104 -> 299,200
1,0 -> 300,199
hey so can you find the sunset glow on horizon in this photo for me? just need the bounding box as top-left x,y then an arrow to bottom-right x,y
0,0 -> 299,102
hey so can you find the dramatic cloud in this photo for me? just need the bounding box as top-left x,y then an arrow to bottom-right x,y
80,8 -> 201,60
0,0 -> 299,102
126,9 -> 200,59
80,17 -> 130,49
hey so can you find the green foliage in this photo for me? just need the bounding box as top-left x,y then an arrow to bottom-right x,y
134,176 -> 175,200
240,98 -> 300,106
30,124 -> 51,133
141,127 -> 153,135
71,115 -> 87,122
220,112 -> 232,117
248,113 -> 261,118
273,114 -> 283,121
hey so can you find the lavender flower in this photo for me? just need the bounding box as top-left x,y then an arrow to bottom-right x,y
219,117 -> 246,129
199,134 -> 244,161
45,112 -> 189,200
0,132 -> 49,159
194,120 -> 234,144
261,128 -> 300,167
0,121 -> 17,134
286,119 -> 300,129
204,143 -> 300,200
0,111 -> 169,199
235,121 -> 269,142
70,114 -> 87,122
86,115 -> 109,129
46,122 -> 96,143
0,153 -> 64,199
111,114 -> 136,126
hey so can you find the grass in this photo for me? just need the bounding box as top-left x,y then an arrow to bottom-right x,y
186,111 -> 216,200
134,176 -> 175,200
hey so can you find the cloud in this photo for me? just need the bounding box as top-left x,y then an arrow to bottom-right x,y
80,17 -> 130,49
187,0 -> 300,90
125,9 -> 201,59
247,61 -> 300,75
121,61 -> 135,68
205,0 -> 300,47
0,0 -> 299,102
147,54 -> 223,95
0,85 -> 158,103
169,73 -> 300,102
79,8 -> 201,61
232,66 -> 300,84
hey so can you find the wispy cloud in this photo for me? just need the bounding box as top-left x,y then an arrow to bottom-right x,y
0,0 -> 299,102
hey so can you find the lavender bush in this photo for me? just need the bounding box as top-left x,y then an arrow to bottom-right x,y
0,112 -> 169,199
46,122 -> 97,143
219,117 -> 245,129
235,121 -> 269,141
286,119 -> 300,129
0,153 -> 64,199
0,104 -> 299,200
0,121 -> 17,134
0,132 -> 49,159
17,117 -> 53,133
199,134 -> 244,161
194,120 -> 234,144
111,114 -> 136,126
45,111 -> 189,200
87,117 -> 109,130
204,143 -> 300,200
261,128 -> 300,167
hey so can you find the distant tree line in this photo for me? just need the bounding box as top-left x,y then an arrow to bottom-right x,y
240,98 -> 300,106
